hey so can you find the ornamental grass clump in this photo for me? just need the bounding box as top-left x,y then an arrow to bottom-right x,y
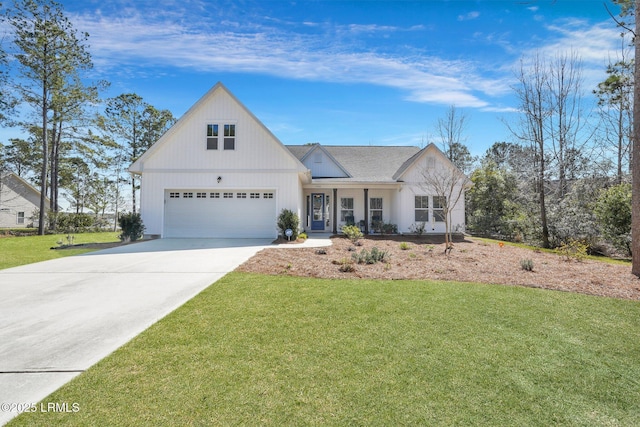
520,258 -> 534,272
352,247 -> 388,264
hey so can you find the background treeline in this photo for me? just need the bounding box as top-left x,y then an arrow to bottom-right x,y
0,1 -> 634,256
0,0 -> 176,234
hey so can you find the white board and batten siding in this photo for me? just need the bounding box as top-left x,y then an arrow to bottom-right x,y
395,146 -> 466,234
133,84 -> 307,238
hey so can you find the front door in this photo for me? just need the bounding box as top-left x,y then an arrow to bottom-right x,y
311,193 -> 325,230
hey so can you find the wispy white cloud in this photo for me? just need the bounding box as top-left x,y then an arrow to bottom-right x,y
458,11 -> 480,21
68,4 -> 623,112
71,9 -> 496,108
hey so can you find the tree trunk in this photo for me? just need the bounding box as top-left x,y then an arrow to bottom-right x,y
38,87 -> 48,236
632,0 -> 640,276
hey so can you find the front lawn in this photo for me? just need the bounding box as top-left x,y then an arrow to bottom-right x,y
0,232 -> 121,270
10,272 -> 640,426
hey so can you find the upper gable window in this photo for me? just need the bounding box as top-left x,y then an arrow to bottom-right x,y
224,124 -> 235,150
207,124 -> 218,150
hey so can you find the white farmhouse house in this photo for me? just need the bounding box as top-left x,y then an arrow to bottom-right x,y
129,83 -> 467,239
0,173 -> 45,228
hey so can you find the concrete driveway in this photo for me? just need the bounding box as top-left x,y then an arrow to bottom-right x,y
0,238 -> 270,425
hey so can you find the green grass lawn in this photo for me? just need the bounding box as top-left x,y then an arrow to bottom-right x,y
0,231 -> 121,270
9,272 -> 640,426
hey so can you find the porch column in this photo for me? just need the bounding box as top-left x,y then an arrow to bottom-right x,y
332,188 -> 338,234
364,188 -> 369,234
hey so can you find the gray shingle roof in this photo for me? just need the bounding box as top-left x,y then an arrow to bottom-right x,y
286,145 -> 421,182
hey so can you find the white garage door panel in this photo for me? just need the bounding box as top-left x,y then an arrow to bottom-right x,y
164,191 -> 276,238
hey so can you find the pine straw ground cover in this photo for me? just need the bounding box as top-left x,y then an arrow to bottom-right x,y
237,235 -> 640,300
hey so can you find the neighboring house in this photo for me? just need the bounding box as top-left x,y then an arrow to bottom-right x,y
130,82 -> 467,239
0,173 -> 44,228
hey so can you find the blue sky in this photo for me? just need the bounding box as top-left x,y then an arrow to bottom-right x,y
5,0 -> 630,157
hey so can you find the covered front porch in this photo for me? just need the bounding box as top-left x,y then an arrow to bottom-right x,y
301,184 -> 400,234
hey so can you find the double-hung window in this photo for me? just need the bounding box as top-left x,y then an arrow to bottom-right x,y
207,124 -> 218,150
370,198 -> 383,224
433,196 -> 446,222
17,212 -> 25,225
415,196 -> 429,222
224,124 -> 235,150
340,198 -> 354,224
207,123 -> 235,150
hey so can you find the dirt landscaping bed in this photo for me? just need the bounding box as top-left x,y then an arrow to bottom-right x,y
237,235 -> 640,300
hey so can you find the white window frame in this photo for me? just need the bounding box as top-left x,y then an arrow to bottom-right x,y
340,197 -> 354,223
415,196 -> 429,222
224,124 -> 236,150
17,211 -> 25,225
206,124 -> 218,150
370,197 -> 383,225
433,196 -> 446,222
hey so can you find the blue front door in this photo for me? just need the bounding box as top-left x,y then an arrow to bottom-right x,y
311,193 -> 324,230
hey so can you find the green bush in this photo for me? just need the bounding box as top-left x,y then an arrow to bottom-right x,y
118,212 -> 145,242
520,259 -> 534,271
555,239 -> 589,262
277,209 -> 300,240
372,222 -> 398,235
399,242 -> 411,250
342,225 -> 363,243
298,232 -> 308,240
352,247 -> 388,264
594,183 -> 632,256
55,212 -> 96,233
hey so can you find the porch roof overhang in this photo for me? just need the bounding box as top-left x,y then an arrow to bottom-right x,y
303,179 -> 403,190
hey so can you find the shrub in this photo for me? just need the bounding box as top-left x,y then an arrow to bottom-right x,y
555,239 -> 588,262
342,225 -> 363,243
372,221 -> 398,235
277,209 -> 300,240
352,247 -> 388,264
594,183 -> 632,256
298,232 -> 308,240
520,259 -> 534,271
338,258 -> 355,272
409,222 -> 426,236
54,212 -> 96,233
118,212 -> 145,242
399,242 -> 411,250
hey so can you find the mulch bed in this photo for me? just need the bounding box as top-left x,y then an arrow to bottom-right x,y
237,235 -> 640,300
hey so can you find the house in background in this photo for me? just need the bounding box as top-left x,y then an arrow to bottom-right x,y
130,83 -> 467,239
0,173 -> 45,228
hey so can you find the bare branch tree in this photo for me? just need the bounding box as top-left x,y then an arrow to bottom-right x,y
417,162 -> 470,253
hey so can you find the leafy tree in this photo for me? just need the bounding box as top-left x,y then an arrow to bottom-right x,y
594,183 -> 632,256
9,0 -> 94,234
466,160 -> 520,238
2,137 -> 41,179
0,2 -> 17,126
98,94 -> 174,213
594,39 -> 634,183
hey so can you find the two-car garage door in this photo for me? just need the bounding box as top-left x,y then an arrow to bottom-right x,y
163,190 -> 277,238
